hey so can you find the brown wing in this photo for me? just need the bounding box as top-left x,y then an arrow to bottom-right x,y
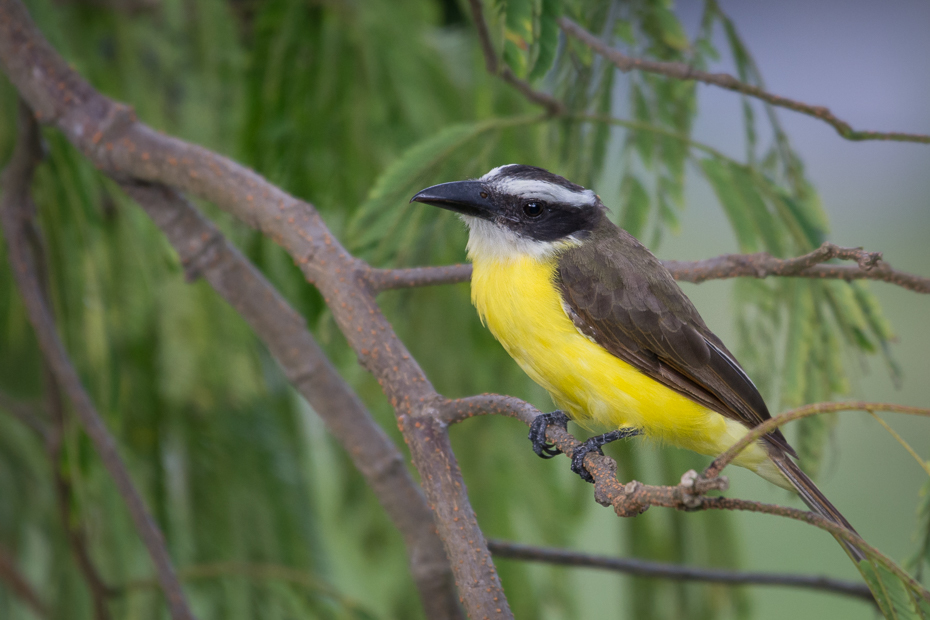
558,224 -> 795,457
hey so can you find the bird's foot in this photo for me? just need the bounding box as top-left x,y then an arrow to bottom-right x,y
570,427 -> 643,484
528,411 -> 570,459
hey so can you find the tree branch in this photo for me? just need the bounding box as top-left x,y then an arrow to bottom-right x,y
0,544 -> 48,618
664,243 -> 930,294
45,367 -> 114,620
362,241 -> 930,296
705,401 -> 930,480
441,394 -> 930,605
0,3 -> 509,615
465,0 -> 565,115
366,264 -> 473,292
120,182 -> 461,619
0,105 -> 194,620
487,539 -> 874,602
558,17 -> 930,145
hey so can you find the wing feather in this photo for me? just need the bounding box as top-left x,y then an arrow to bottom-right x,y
557,225 -> 795,457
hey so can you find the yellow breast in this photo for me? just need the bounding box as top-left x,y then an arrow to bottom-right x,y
469,252 -> 773,473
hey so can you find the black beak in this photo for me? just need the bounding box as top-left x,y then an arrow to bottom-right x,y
410,181 -> 498,220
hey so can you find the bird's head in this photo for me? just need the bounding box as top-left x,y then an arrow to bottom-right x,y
410,164 -> 607,261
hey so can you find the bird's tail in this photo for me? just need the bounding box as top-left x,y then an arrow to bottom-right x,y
770,451 -> 866,563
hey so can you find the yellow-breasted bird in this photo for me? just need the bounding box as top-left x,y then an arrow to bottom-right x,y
411,164 -> 862,560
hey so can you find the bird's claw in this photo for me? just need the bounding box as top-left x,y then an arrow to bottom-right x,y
569,427 -> 643,484
529,411 -> 570,459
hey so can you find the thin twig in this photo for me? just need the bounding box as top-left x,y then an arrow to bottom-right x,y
0,544 -> 48,618
705,402 -> 930,480
487,539 -> 874,602
465,0 -> 564,115
559,17 -> 930,144
11,123 -> 116,620
118,562 -> 370,615
0,389 -> 47,439
44,368 -> 114,620
0,317 -> 113,616
0,105 -> 195,620
867,412 -> 930,478
665,243 -> 930,294
121,182 -> 462,619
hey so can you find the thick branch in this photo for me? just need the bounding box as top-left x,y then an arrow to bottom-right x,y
559,17 -> 930,144
0,106 -> 194,620
0,545 -> 48,618
121,182 -> 461,619
0,3 -> 509,615
487,539 -> 873,602
465,0 -> 564,115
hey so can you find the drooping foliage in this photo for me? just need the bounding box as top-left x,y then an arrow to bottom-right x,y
0,0 -> 912,618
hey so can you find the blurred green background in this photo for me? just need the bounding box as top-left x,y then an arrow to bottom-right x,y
0,0 -> 927,618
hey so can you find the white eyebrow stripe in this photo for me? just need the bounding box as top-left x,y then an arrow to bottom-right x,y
495,179 -> 597,207
479,165 -> 514,181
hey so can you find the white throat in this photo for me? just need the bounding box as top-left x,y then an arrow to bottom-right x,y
463,216 -> 580,263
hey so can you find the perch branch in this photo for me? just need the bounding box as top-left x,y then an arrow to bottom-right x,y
487,539 -> 873,602
120,182 -> 461,619
559,17 -> 930,144
442,394 -> 930,603
0,105 -> 194,620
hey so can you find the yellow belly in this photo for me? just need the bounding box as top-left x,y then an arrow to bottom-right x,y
470,253 -> 778,479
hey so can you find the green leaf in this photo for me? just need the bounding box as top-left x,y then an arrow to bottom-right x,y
347,117 -> 531,255
907,477 -> 930,579
699,158 -> 759,252
502,0 -> 535,77
528,0 -> 561,81
619,174 -> 650,238
859,560 -> 927,620
729,164 -> 784,255
652,4 -> 689,52
781,282 -> 814,408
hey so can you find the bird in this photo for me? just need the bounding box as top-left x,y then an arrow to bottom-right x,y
411,163 -> 862,560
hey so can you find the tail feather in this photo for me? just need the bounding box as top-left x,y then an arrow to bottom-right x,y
770,451 -> 866,563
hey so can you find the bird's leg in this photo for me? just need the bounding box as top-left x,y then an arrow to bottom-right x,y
528,411 -> 570,459
571,428 -> 643,483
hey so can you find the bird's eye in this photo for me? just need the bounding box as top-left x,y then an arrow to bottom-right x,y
523,202 -> 543,218
479,191 -> 489,199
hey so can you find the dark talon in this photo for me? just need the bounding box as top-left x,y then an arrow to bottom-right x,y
570,428 -> 643,483
529,411 -> 570,459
